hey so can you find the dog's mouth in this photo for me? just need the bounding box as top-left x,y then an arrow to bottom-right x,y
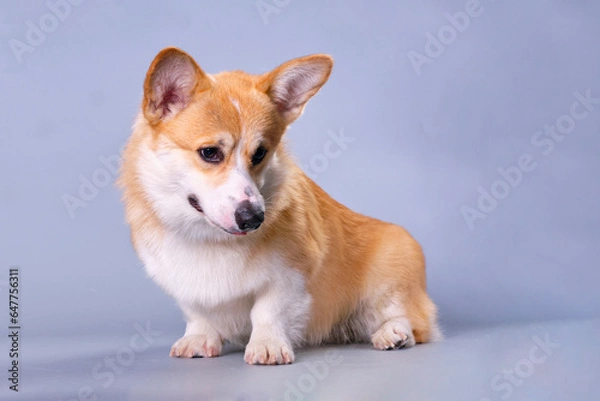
187,194 -> 247,237
187,195 -> 203,213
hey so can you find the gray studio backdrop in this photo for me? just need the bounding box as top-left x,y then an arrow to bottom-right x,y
0,0 -> 598,344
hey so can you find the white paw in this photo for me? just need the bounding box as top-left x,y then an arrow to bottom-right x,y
371,320 -> 416,350
169,334 -> 222,358
244,339 -> 294,365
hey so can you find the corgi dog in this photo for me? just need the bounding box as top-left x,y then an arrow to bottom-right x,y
119,47 -> 441,365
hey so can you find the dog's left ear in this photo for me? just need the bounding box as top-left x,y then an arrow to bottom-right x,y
259,54 -> 333,125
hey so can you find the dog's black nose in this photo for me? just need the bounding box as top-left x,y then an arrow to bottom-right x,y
234,201 -> 265,231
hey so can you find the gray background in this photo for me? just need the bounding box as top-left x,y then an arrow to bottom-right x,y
0,0 -> 598,400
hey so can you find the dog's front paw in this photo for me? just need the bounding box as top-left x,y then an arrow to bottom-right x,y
170,334 -> 222,358
371,320 -> 416,350
244,339 -> 294,365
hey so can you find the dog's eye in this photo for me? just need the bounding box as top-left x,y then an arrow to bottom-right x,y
251,146 -> 268,166
199,147 -> 223,163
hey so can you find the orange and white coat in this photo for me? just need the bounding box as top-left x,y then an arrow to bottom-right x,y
119,47 -> 441,365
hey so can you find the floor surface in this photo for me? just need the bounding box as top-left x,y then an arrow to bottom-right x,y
8,318 -> 599,401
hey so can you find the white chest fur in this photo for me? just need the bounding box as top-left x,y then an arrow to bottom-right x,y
136,229 -> 311,346
138,232 -> 269,309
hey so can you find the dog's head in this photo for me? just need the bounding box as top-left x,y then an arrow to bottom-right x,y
135,47 -> 333,238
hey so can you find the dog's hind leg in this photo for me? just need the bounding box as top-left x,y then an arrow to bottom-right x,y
368,290 -> 440,350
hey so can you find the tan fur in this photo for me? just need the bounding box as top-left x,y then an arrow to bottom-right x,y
119,48 -> 440,364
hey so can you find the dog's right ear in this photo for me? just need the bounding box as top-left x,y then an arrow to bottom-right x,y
258,54 -> 333,126
142,47 -> 210,125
